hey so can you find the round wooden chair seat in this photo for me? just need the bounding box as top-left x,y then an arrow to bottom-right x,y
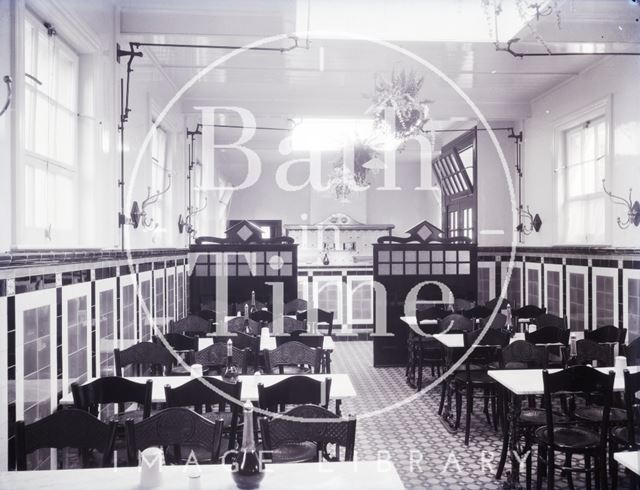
269,442 -> 318,464
574,406 -> 626,424
519,408 -> 570,427
611,425 -> 640,445
535,425 -> 601,450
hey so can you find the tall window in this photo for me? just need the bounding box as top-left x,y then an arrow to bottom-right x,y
23,13 -> 78,245
556,112 -> 607,244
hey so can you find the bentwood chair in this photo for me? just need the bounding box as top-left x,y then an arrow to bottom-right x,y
479,312 -> 508,330
227,316 -> 260,335
196,308 -> 217,322
124,407 -> 225,465
462,305 -> 492,321
569,340 -> 627,430
164,377 -> 243,450
276,316 -> 307,335
194,343 -> 251,375
454,329 -> 509,445
531,313 -> 567,330
514,305 -> 546,332
15,409 -> 117,470
263,341 -> 323,374
535,366 -> 615,490
610,369 -> 640,490
71,377 -> 153,424
250,309 -> 273,324
114,341 -> 175,376
257,376 -> 332,413
154,333 -> 198,352
259,405 -> 356,463
284,298 -> 308,315
626,337 -> 640,365
525,327 -> 570,367
296,309 -> 335,336
485,297 -> 511,311
171,314 -> 212,337
495,340 -> 567,485
585,325 -> 627,345
438,313 -> 474,333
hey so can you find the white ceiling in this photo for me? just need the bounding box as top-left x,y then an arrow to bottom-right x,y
107,0 -> 640,138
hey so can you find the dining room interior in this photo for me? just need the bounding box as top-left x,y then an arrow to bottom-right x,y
0,0 -> 639,489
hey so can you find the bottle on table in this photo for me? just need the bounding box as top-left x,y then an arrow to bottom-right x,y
250,291 -> 257,314
505,304 -> 514,336
231,401 -> 264,489
222,339 -> 238,383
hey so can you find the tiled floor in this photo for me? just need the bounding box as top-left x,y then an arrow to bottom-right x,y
332,341 -> 632,490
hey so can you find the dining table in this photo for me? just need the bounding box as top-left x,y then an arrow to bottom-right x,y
0,460 -> 405,490
488,366 -> 640,489
58,373 -> 356,415
614,450 -> 640,476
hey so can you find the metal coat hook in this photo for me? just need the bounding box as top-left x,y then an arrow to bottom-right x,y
178,196 -> 207,237
140,173 -> 172,229
603,179 -> 640,229
0,76 -> 12,118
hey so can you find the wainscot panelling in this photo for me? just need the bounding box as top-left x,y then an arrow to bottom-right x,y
0,249 -> 188,470
479,247 -> 640,341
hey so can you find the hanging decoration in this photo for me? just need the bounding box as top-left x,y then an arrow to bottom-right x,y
366,69 -> 432,142
326,140 -> 372,202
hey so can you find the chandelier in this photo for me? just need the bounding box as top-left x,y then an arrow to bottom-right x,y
366,69 -> 431,142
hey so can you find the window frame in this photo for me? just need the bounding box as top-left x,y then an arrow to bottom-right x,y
553,97 -> 612,246
19,10 -> 80,247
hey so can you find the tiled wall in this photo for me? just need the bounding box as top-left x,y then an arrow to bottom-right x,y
0,250 -> 188,470
478,247 -> 640,340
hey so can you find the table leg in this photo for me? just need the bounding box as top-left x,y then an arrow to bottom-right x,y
439,346 -> 457,433
502,392 -> 524,490
324,351 -> 332,374
335,399 -> 342,417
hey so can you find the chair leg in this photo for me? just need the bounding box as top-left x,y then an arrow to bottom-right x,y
564,452 -> 575,490
610,440 -> 618,490
491,390 -> 498,431
417,355 -> 423,392
525,433 -> 533,490
465,387 -> 473,446
438,381 -> 447,415
454,385 -> 462,430
495,417 -> 509,480
536,444 -> 547,490
546,448 -> 555,490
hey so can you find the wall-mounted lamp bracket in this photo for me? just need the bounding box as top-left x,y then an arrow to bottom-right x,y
516,205 -> 542,235
0,75 -> 12,118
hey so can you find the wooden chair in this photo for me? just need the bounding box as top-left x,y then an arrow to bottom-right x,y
296,309 -> 335,336
257,376 -> 331,413
15,409 -> 117,470
194,343 -> 251,375
610,369 -> 640,490
154,333 -> 198,352
438,313 -> 474,333
534,366 -> 614,490
124,407 -> 224,465
454,329 -> 508,445
250,309 -> 273,323
525,327 -> 570,367
453,298 -> 475,312
227,316 -> 260,335
416,305 -> 449,322
514,305 -> 547,320
170,314 -> 212,337
479,312 -> 508,330
572,340 -> 626,426
495,341 -> 562,484
164,377 -> 242,450
531,313 -> 567,330
259,405 -> 356,464
283,298 -> 308,315
114,341 -> 175,376
263,341 -> 323,374
71,377 -> 153,424
272,316 -> 307,335
626,337 -> 640,365
585,325 -> 627,344
197,308 -> 217,322
462,305 -> 492,321
485,297 -> 511,311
